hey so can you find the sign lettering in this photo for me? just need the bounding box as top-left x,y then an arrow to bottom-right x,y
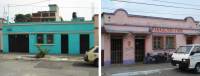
152,27 -> 182,33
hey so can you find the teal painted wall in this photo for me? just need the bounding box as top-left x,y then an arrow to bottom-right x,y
3,22 -> 95,55
2,34 -> 8,53
29,34 -> 37,54
89,33 -> 95,48
69,34 -> 80,55
3,23 -> 94,33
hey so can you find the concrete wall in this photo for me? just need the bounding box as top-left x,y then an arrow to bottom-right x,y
93,15 -> 99,46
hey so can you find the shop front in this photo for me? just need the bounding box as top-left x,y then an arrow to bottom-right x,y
102,9 -> 200,65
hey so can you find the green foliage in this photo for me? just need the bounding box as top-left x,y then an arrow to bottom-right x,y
14,14 -> 31,22
35,45 -> 48,58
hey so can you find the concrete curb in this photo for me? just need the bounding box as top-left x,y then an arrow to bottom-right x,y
0,54 -> 83,62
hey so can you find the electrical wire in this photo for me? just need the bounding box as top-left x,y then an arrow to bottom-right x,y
111,0 -> 200,11
102,7 -> 200,16
151,0 -> 200,6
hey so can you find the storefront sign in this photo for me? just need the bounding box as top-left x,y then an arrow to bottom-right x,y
152,27 -> 183,33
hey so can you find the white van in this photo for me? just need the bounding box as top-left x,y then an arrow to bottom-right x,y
171,44 -> 200,73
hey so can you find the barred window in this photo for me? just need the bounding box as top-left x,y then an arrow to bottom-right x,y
37,34 -> 54,44
37,34 -> 44,44
153,36 -> 164,49
47,34 -> 54,44
166,36 -> 175,49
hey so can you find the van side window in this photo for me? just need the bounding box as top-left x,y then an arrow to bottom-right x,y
196,46 -> 200,53
193,46 -> 200,53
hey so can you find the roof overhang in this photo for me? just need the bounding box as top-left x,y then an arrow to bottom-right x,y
104,25 -> 150,34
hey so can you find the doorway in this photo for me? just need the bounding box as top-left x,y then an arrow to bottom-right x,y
9,34 -> 29,53
186,36 -> 193,44
135,37 -> 145,62
111,37 -> 123,64
80,34 -> 90,54
61,34 -> 69,54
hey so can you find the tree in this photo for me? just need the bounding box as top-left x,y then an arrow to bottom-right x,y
14,14 -> 31,22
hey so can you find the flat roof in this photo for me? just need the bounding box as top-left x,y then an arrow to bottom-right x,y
4,21 -> 94,26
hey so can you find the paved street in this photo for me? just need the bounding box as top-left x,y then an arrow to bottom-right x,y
102,63 -> 200,76
0,59 -> 98,76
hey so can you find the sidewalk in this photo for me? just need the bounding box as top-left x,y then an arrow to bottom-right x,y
0,53 -> 84,62
102,63 -> 175,76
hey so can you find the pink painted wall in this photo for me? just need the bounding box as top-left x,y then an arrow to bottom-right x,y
193,36 -> 200,44
104,9 -> 197,29
145,35 -> 153,54
123,33 -> 135,64
102,33 -> 111,64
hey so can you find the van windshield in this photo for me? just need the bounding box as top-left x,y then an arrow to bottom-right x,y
176,46 -> 192,54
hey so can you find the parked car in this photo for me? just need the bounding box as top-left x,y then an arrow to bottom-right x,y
84,46 -> 99,66
171,44 -> 200,73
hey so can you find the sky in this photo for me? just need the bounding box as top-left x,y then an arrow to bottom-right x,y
0,0 -> 100,22
1,0 -> 200,23
102,0 -> 200,21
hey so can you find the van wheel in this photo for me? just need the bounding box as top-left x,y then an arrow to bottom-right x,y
194,63 -> 200,73
94,59 -> 98,67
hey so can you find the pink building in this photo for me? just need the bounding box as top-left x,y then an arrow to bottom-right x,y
102,9 -> 200,65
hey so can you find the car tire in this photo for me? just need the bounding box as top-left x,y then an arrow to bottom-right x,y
178,65 -> 187,71
94,59 -> 98,67
194,63 -> 200,73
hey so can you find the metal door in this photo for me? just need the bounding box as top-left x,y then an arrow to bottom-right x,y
135,39 -> 145,62
9,34 -> 29,53
111,38 -> 123,64
80,34 -> 90,54
61,34 -> 69,54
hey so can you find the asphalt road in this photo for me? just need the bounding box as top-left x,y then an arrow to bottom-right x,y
0,59 -> 98,76
102,63 -> 200,76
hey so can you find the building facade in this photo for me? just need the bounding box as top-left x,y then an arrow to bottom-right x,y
3,21 -> 94,55
31,4 -> 62,22
102,9 -> 200,65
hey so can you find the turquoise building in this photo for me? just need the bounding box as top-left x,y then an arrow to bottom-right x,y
2,21 -> 94,55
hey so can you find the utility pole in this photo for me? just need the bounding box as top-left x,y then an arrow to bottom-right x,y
3,6 -> 6,20
7,4 -> 10,24
91,2 -> 94,16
